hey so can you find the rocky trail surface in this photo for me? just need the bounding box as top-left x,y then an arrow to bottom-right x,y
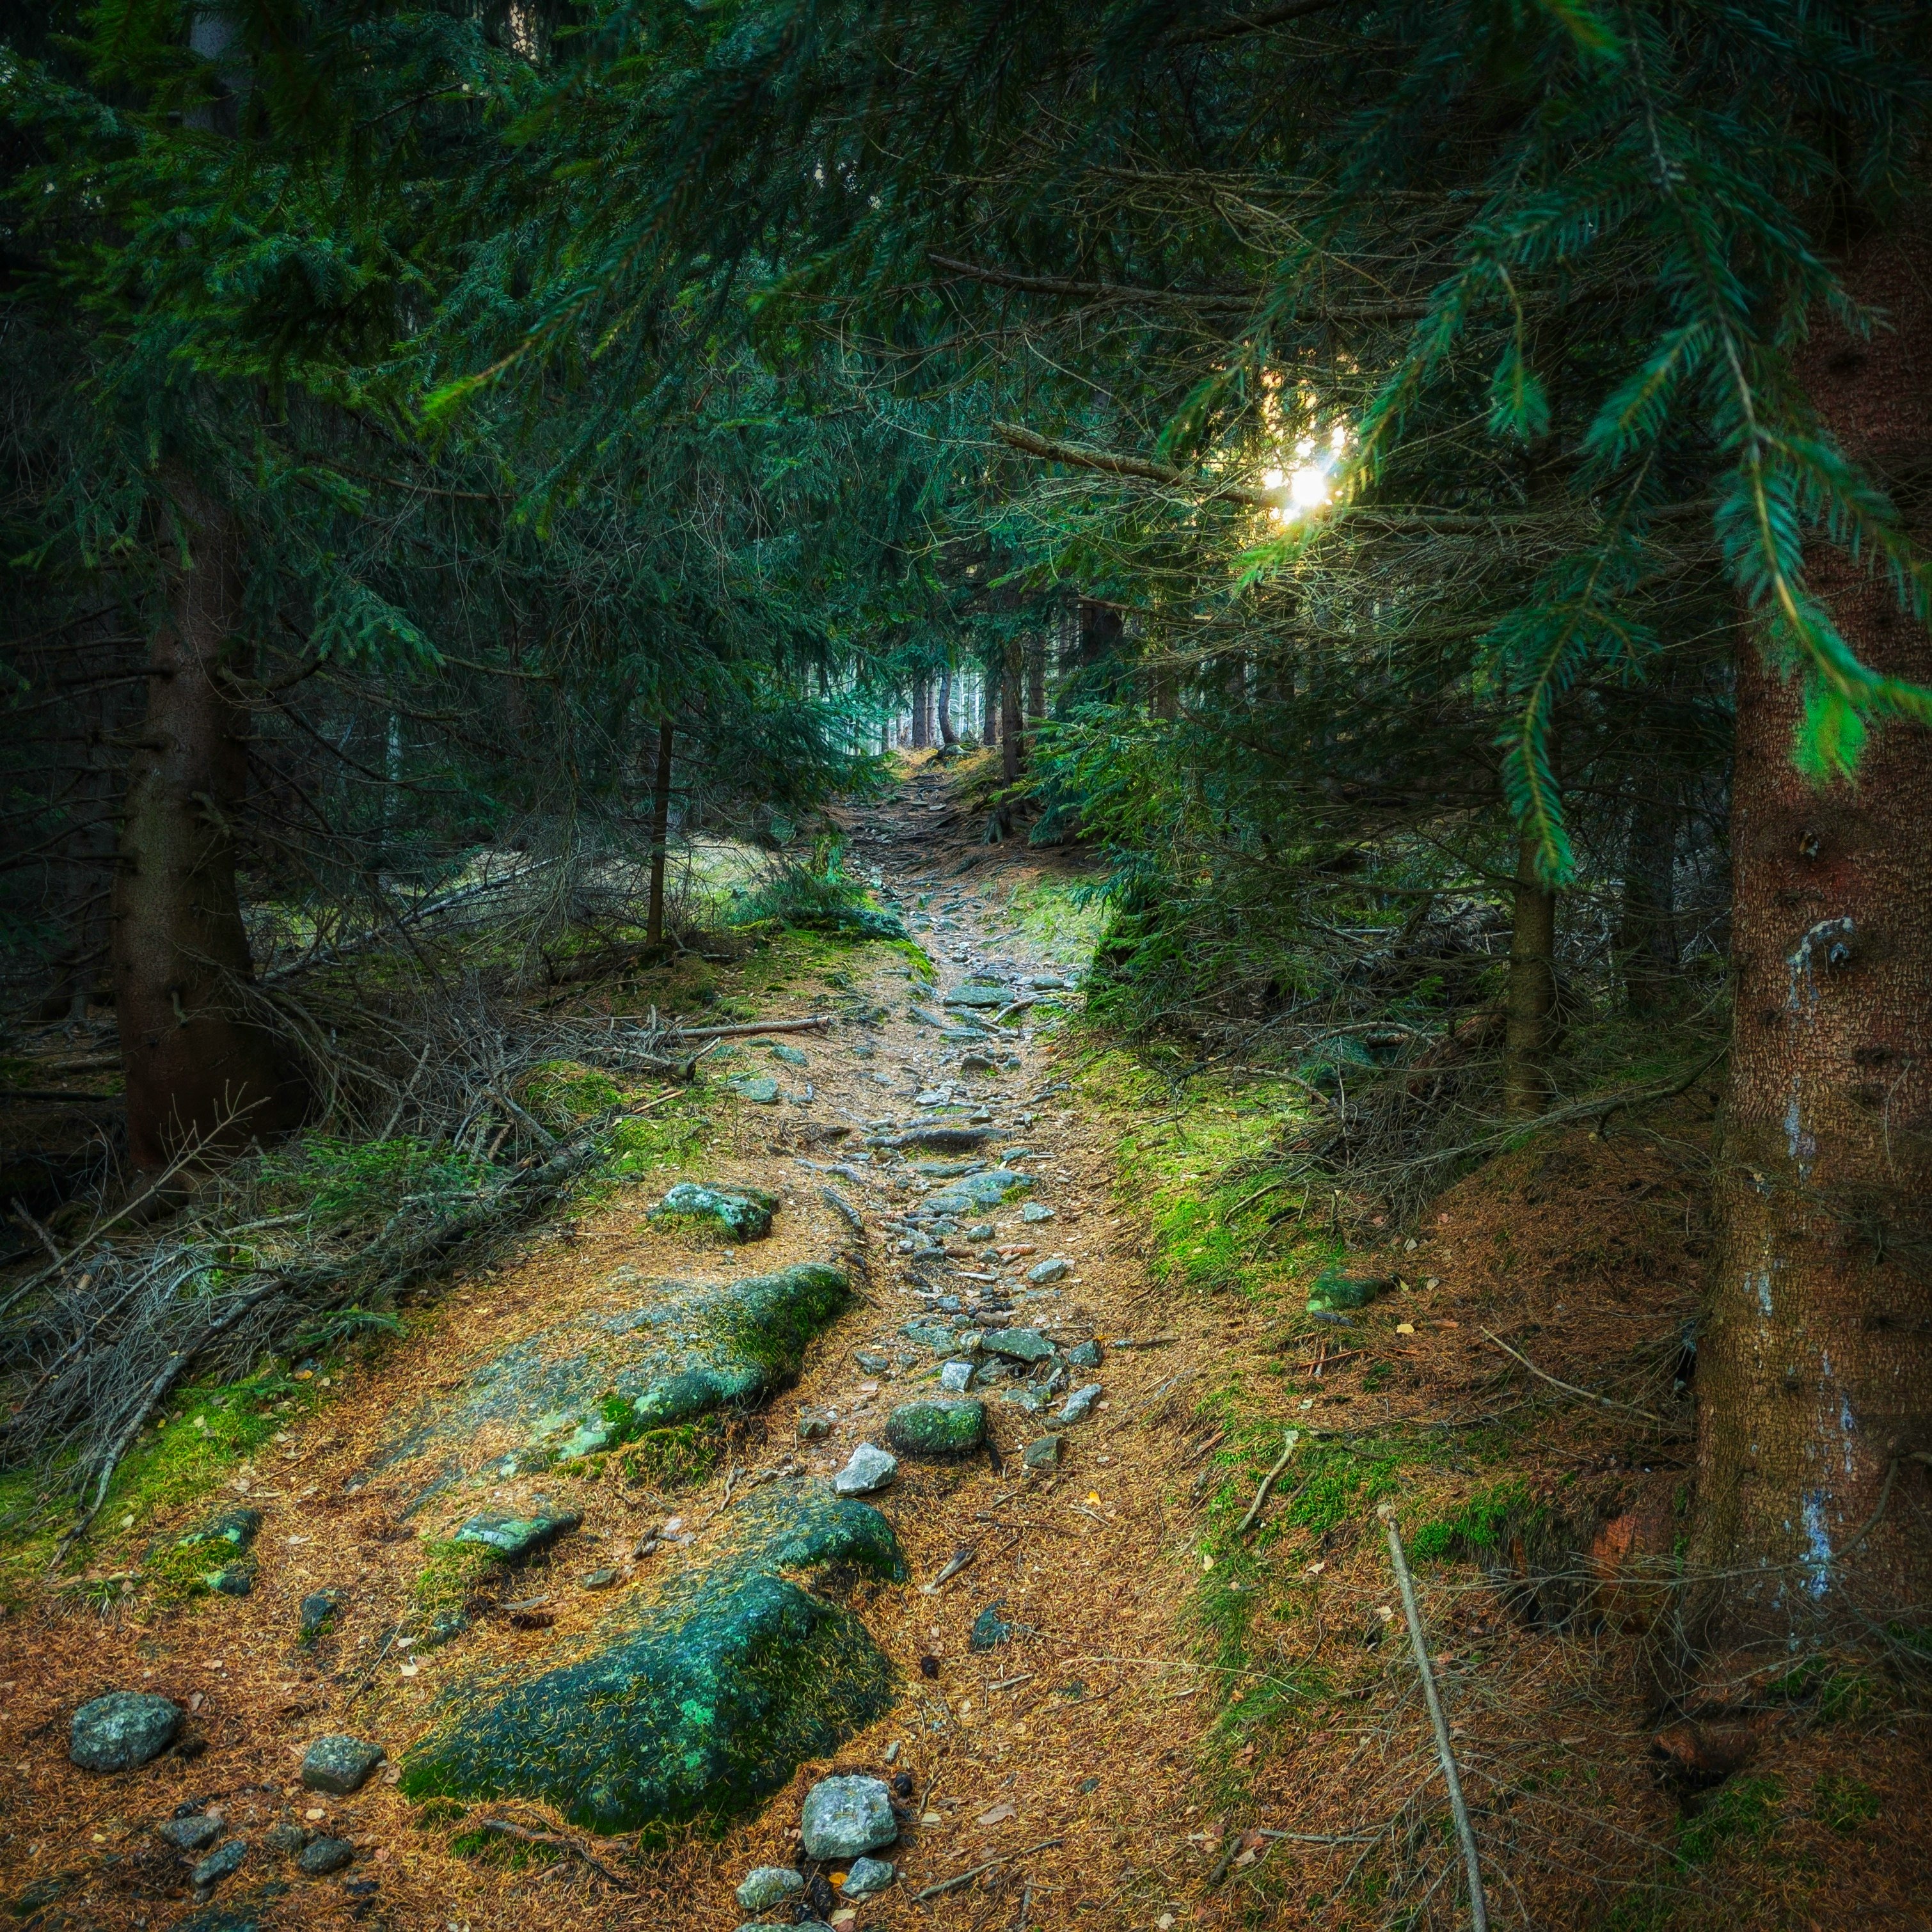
6,763 -> 1225,1932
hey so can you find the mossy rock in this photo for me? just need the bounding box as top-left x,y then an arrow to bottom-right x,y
144,1506 -> 264,1601
370,1263 -> 850,1498
924,1169 -> 1031,1217
400,1484 -> 905,1837
883,1398 -> 986,1458
1306,1267 -> 1398,1314
617,1418 -> 727,1490
648,1182 -> 778,1243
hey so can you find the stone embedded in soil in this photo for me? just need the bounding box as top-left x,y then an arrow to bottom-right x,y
297,1590 -> 342,1641
1056,1383 -> 1102,1424
262,1821 -> 308,1856
900,1322 -> 958,1350
1066,1340 -> 1103,1369
765,1041 -> 810,1066
649,1181 -> 779,1243
1026,1256 -> 1071,1284
944,985 -> 1010,1009
938,1359 -> 976,1393
1305,1268 -> 1397,1314
159,1814 -> 222,1851
801,1774 -> 898,1860
191,1839 -> 246,1887
301,1735 -> 386,1795
156,1505 -> 264,1597
797,1411 -> 833,1439
70,1691 -> 181,1773
736,1866 -> 805,1911
582,1567 -> 619,1589
981,1327 -> 1054,1363
368,1262 -> 850,1489
454,1511 -> 582,1562
969,1603 -> 1013,1651
833,1442 -> 899,1495
1022,1434 -> 1063,1471
854,1350 -> 890,1374
1019,1202 -> 1054,1223
728,1074 -> 782,1104
883,1398 -> 986,1457
298,1837 -> 356,1876
844,1856 -> 896,1897
400,1484 -> 905,1836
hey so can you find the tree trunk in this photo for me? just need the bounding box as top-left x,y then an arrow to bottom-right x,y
645,716 -> 674,946
1619,774 -> 1679,1016
983,664 -> 999,745
112,475 -> 294,1171
911,676 -> 931,749
1692,236 -> 1932,1652
937,665 -> 958,746
1025,638 -> 1046,721
1001,642 -> 1024,789
1501,832 -> 1557,1118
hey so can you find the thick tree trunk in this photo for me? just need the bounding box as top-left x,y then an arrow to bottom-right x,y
937,665 -> 958,746
911,676 -> 931,749
983,665 -> 999,745
1692,237 -> 1932,1651
645,717 -> 674,946
1501,832 -> 1558,1118
112,476 -> 293,1171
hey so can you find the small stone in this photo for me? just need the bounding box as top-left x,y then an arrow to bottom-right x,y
797,1412 -> 834,1440
734,1866 -> 805,1912
262,1821 -> 308,1856
844,1857 -> 896,1898
938,1359 -> 976,1393
969,1603 -> 1013,1651
729,1075 -> 781,1105
1056,1383 -> 1102,1425
965,1223 -> 995,1242
159,1814 -> 222,1851
883,1398 -> 985,1458
452,1510 -> 581,1562
981,1328 -> 1054,1363
301,1735 -> 385,1796
70,1691 -> 180,1773
800,1775 -> 898,1860
191,1839 -> 246,1887
766,1041 -> 810,1066
1066,1340 -> 1103,1369
297,1837 -> 356,1876
1022,1434 -> 1063,1470
854,1350 -> 890,1374
582,1567 -> 619,1590
914,1088 -> 947,1106
1025,1256 -> 1071,1284
297,1590 -> 342,1642
1019,1202 -> 1054,1223
833,1442 -> 899,1495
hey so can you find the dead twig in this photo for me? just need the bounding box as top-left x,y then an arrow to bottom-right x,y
1233,1429 -> 1301,1538
911,1837 -> 1064,1902
1478,1329 -> 1664,1424
1379,1503 -> 1489,1932
473,1818 -> 637,1891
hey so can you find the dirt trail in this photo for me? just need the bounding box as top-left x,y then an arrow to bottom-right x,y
3,762 -> 1223,1931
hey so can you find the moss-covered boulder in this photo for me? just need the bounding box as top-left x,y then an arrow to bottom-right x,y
370,1263 -> 850,1500
399,1484 -> 905,1837
146,1506 -> 264,1599
648,1181 -> 778,1242
883,1398 -> 985,1458
924,1169 -> 1031,1217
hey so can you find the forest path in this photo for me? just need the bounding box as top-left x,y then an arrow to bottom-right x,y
4,759 -> 1230,1932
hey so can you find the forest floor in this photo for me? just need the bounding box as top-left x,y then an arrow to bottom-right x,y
3,757 -> 1928,1932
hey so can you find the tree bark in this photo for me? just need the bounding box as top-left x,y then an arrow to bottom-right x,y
645,716 -> 675,946
1692,236 -> 1932,1651
112,474 -> 294,1171
1501,832 -> 1558,1118
1025,638 -> 1046,721
1001,641 -> 1025,789
937,665 -> 958,746
911,676 -> 931,749
983,663 -> 999,745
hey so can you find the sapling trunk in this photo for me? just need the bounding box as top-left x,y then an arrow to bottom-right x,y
1501,833 -> 1557,1118
645,717 -> 674,946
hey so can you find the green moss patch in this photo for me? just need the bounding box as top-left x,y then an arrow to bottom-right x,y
400,1484 -> 905,1837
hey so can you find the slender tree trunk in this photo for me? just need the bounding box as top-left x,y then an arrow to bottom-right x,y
1025,638 -> 1046,721
1501,832 -> 1558,1118
113,474 -> 293,1171
645,717 -> 675,946
1001,642 -> 1024,789
984,661 -> 999,745
911,676 -> 931,749
1619,775 -> 1679,1016
937,665 -> 957,746
1691,236 -> 1932,1652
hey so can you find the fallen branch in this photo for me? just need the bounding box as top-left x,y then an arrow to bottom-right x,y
1233,1430 -> 1301,1538
911,1837 -> 1064,1903
667,1016 -> 833,1041
473,1817 -> 636,1891
1478,1329 -> 1664,1424
1379,1504 -> 1488,1932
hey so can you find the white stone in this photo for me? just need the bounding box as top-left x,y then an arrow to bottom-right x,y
832,1442 -> 898,1495
938,1359 -> 976,1393
801,1775 -> 898,1860
1056,1382 -> 1103,1424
